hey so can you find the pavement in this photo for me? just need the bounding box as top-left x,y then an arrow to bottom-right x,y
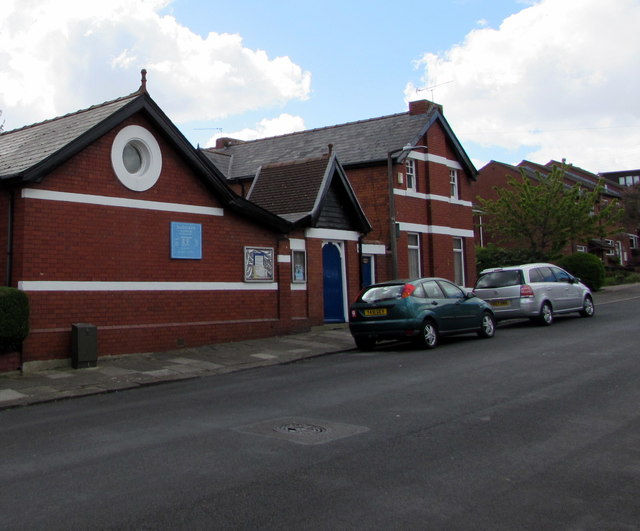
1,283 -> 638,411
0,324 -> 356,410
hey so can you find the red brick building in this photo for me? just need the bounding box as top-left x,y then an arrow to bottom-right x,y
0,79 -> 369,371
204,99 -> 479,288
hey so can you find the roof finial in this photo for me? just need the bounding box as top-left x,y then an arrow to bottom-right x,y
140,69 -> 147,93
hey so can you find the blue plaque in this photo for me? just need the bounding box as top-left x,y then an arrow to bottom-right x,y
171,222 -> 202,259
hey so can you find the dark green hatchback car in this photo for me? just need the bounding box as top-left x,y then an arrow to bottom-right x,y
349,278 -> 496,350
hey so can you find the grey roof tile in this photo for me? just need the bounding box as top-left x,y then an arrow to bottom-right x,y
202,110 -> 440,180
0,94 -> 137,179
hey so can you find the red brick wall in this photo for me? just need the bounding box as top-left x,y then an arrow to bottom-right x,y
12,115 -> 313,364
344,122 -> 478,285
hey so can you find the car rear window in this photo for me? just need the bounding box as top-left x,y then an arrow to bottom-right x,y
476,270 -> 523,289
361,285 -> 404,302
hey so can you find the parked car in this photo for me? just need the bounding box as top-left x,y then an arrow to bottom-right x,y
473,263 -> 594,325
349,278 -> 496,351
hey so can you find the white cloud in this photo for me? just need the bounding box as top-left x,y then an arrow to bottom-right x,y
0,0 -> 311,130
205,113 -> 306,147
406,0 -> 640,172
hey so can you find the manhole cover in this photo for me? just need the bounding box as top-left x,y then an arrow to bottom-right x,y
236,417 -> 369,445
273,422 -> 327,434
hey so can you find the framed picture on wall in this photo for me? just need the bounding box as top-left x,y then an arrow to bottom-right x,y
244,247 -> 274,282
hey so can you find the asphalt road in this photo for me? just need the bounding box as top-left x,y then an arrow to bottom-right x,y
1,292 -> 639,530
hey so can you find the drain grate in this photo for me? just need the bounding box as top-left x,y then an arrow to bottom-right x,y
273,422 -> 327,434
236,417 -> 369,445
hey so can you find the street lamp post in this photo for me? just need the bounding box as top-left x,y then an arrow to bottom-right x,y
387,144 -> 428,279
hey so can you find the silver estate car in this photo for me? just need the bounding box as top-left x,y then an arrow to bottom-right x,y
473,263 -> 595,325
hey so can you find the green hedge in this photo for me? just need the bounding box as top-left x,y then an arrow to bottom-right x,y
476,244 -> 540,274
0,287 -> 30,350
556,253 -> 605,291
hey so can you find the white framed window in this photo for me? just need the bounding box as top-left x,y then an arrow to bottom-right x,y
408,233 -> 421,278
111,125 -> 162,192
605,239 -> 616,256
453,237 -> 465,286
292,250 -> 307,282
406,159 -> 416,191
630,235 -> 639,250
576,245 -> 587,253
449,169 -> 459,199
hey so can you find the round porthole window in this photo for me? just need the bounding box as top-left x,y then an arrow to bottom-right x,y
111,125 -> 162,191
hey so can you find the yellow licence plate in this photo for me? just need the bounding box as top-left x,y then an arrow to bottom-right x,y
491,300 -> 510,307
364,308 -> 388,317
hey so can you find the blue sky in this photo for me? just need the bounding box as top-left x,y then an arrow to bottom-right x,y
165,0 -> 529,153
1,0 -> 639,172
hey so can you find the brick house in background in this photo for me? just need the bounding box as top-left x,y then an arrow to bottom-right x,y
0,76 -> 369,371
475,160 -> 639,268
600,169 -> 640,188
202,99 -> 479,288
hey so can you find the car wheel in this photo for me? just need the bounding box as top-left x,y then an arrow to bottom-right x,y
580,295 -> 595,317
418,320 -> 439,349
538,302 -> 554,326
478,312 -> 496,338
354,336 -> 375,351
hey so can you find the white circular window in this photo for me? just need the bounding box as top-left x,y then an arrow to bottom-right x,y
111,125 -> 162,191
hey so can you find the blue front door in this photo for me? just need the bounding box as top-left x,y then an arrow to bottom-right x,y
323,242 -> 345,322
361,255 -> 373,288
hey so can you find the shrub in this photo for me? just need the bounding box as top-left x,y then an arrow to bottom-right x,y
0,287 -> 30,351
476,244 -> 540,274
556,253 -> 605,291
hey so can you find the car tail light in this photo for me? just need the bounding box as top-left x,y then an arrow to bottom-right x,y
401,284 -> 416,298
520,284 -> 535,298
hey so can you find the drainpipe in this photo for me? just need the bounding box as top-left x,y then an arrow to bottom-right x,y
5,189 -> 14,287
358,235 -> 364,290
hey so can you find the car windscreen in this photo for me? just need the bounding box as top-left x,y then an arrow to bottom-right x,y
475,270 -> 523,289
361,285 -> 404,302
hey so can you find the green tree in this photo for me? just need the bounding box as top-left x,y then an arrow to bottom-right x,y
477,165 -> 622,261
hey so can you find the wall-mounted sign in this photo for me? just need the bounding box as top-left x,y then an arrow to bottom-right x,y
171,222 -> 202,259
244,247 -> 274,282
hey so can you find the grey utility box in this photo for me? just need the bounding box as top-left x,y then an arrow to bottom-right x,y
71,323 -> 98,369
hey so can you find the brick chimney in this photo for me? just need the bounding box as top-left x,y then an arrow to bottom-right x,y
215,137 -> 245,149
409,100 -> 443,115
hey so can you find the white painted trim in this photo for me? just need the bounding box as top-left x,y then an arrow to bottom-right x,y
398,222 -> 474,238
394,188 -> 472,207
361,243 -> 386,255
111,125 -> 162,191
18,281 -> 277,292
306,228 -> 360,241
289,238 -> 306,251
408,151 -> 463,170
290,283 -> 307,291
278,255 -> 291,263
22,189 -> 224,217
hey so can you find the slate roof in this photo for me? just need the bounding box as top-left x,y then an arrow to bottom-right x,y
0,86 -> 292,233
201,104 -> 477,181
247,153 -> 370,232
0,94 -> 137,181
519,160 -> 621,198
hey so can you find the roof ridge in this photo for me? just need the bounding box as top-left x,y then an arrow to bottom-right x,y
0,90 -> 141,137
204,109 -> 411,150
262,154 -> 329,169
